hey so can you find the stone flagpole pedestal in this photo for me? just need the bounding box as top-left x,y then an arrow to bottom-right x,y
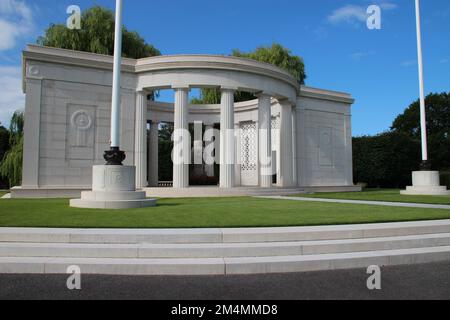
70,166 -> 156,209
401,171 -> 450,196
70,0 -> 156,209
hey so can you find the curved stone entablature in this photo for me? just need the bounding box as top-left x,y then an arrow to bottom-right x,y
23,45 -> 300,104
135,55 -> 300,103
17,44 -> 359,198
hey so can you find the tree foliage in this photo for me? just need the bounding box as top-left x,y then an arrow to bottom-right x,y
353,92 -> 450,188
192,43 -> 306,104
0,126 -> 10,189
0,111 -> 25,187
38,6 -> 161,59
353,132 -> 421,188
0,126 -> 9,163
392,92 -> 450,170
232,43 -> 306,85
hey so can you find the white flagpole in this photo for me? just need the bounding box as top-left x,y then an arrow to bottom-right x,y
415,0 -> 428,163
110,0 -> 123,149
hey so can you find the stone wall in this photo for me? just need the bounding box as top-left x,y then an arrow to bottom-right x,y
22,60 -> 136,189
296,94 -> 353,187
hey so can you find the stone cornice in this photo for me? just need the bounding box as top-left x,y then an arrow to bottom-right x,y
23,45 -> 300,93
135,55 -> 300,91
23,44 -> 136,72
300,86 -> 355,104
22,45 -> 355,105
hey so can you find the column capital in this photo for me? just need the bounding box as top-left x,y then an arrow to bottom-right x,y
278,98 -> 296,107
255,91 -> 274,99
220,86 -> 238,93
172,85 -> 191,92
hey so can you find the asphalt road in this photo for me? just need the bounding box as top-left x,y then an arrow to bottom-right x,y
1,261 -> 450,300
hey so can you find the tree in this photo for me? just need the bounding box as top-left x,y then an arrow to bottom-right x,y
0,125 -> 10,189
392,92 -> 450,170
353,131 -> 421,188
0,112 -> 25,187
0,125 -> 9,162
8,112 -> 24,146
232,43 -> 306,85
193,43 -> 306,104
38,6 -> 161,59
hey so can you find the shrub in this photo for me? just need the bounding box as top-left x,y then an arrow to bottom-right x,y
440,171 -> 450,189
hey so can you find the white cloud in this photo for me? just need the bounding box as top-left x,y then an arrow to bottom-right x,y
401,60 -> 417,67
328,5 -> 367,25
379,2 -> 398,11
0,0 -> 34,51
349,51 -> 375,61
0,66 -> 24,127
327,2 -> 398,26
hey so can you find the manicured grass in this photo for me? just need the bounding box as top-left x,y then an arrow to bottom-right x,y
296,189 -> 450,205
0,197 -> 450,229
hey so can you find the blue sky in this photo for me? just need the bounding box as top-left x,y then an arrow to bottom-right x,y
0,0 -> 449,136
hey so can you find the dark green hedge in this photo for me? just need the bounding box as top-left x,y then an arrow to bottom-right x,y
353,131 -> 421,188
441,171 -> 450,189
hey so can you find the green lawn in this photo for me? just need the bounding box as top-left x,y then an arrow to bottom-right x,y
296,189 -> 450,205
0,197 -> 450,228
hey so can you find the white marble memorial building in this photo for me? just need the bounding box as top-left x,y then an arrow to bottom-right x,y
13,45 -> 360,198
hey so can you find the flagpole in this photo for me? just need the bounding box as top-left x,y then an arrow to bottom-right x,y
104,0 -> 126,165
415,0 -> 429,168
400,1 -> 450,195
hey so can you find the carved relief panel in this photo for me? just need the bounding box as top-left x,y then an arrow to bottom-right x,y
319,126 -> 333,167
66,104 -> 96,160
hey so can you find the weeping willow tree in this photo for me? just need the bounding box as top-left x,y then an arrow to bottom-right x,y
38,6 -> 161,100
37,6 -> 161,59
0,111 -> 24,187
191,43 -> 306,104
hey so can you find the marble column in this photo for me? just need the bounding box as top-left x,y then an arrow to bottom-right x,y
220,88 -> 236,189
292,107 -> 298,187
258,94 -> 272,188
148,120 -> 159,187
173,88 -> 190,188
134,90 -> 148,189
279,101 -> 294,187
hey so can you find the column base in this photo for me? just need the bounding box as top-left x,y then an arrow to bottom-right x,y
70,165 -> 157,210
401,171 -> 450,196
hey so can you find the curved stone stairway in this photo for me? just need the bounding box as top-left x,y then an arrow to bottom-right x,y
1,220 -> 450,275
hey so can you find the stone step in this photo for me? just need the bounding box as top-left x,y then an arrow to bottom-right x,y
143,187 -> 307,198
2,246 -> 450,275
1,233 -> 450,259
2,220 -> 450,244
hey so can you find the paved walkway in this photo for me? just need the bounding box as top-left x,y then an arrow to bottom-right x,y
257,196 -> 450,210
1,261 -> 450,300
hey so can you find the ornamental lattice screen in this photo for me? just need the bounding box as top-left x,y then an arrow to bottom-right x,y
240,122 -> 258,186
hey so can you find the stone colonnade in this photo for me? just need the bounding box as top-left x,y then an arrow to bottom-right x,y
134,88 -> 297,189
